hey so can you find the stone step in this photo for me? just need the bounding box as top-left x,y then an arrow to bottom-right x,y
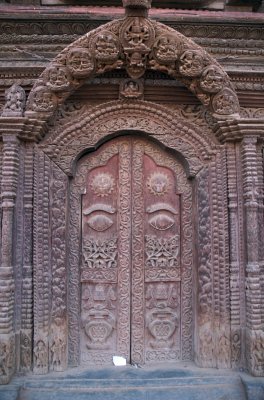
0,364 -> 263,400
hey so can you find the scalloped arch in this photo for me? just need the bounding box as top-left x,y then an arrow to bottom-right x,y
25,16 -> 240,121
39,100 -> 217,177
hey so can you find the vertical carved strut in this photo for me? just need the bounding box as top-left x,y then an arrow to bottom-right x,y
226,143 -> 242,369
0,134 -> 19,384
241,136 -> 263,377
20,144 -> 34,373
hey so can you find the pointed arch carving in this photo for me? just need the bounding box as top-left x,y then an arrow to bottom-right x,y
25,16 -> 240,122
39,100 -> 217,177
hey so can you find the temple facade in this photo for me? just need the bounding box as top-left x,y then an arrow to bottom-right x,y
0,0 -> 264,389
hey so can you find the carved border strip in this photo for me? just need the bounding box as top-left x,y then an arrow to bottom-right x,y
211,149 -> 231,368
117,141 -> 131,359
226,143 -> 242,369
196,167 -> 215,368
33,149 -> 51,374
131,141 -> 145,364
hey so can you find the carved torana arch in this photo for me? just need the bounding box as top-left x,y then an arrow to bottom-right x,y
25,0 -> 240,122
40,100 -> 218,177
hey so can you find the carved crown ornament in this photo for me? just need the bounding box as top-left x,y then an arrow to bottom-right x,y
25,1 -> 240,122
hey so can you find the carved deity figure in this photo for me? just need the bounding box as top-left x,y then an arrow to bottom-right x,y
0,343 -> 8,376
252,330 -> 264,373
120,79 -> 143,99
94,33 -> 119,62
212,88 -> 239,115
50,337 -> 65,369
34,340 -> 47,370
2,84 -> 26,117
31,87 -> 56,112
154,35 -> 178,63
45,66 -> 70,91
67,47 -> 94,77
179,50 -> 205,77
200,66 -> 225,93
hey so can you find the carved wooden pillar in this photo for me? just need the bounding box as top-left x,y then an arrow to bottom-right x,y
241,136 -> 264,377
0,134 -> 20,384
226,142 -> 245,369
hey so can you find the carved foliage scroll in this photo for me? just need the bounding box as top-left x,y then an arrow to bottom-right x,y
49,163 -> 68,372
196,167 -> 215,368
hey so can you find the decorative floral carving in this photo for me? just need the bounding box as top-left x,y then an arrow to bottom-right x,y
179,50 -> 207,77
146,349 -> 180,361
145,235 -> 180,269
91,173 -> 115,197
66,47 -> 95,78
2,84 -> 26,117
82,238 -> 118,271
147,172 -> 171,196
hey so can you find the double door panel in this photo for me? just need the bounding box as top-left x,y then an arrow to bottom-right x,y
80,137 -> 182,365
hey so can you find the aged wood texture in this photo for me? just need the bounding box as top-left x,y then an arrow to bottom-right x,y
226,143 -> 243,369
33,149 -> 51,374
68,136 -> 194,366
20,144 -> 34,373
49,163 -> 68,372
0,134 -> 19,383
242,137 -> 264,377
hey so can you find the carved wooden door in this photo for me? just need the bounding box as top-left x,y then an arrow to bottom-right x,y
75,136 -> 192,367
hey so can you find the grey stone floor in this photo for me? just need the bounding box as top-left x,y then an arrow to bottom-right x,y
0,362 -> 263,400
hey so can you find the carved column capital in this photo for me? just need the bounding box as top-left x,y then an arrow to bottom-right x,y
214,118 -> 264,143
0,117 -> 47,143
